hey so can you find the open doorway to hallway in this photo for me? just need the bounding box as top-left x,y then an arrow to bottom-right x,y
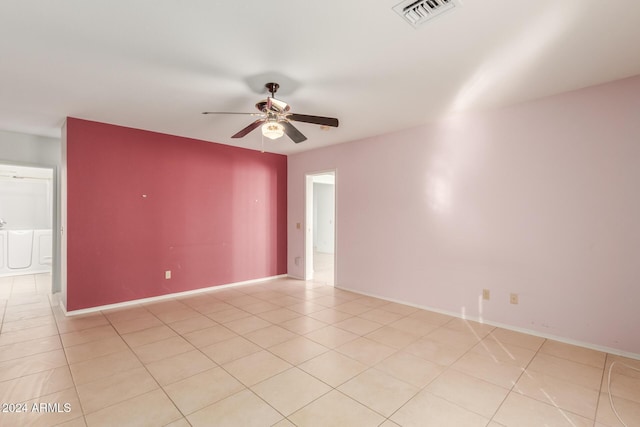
305,171 -> 335,286
0,164 -> 54,295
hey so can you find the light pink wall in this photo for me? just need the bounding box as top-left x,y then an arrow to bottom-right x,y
288,75 -> 640,355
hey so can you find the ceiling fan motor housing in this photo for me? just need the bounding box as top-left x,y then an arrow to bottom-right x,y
265,82 -> 280,96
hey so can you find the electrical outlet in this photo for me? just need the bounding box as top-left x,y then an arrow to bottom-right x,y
482,289 -> 490,300
165,270 -> 171,279
510,293 -> 519,304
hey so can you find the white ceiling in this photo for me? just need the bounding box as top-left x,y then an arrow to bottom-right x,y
1,1 -> 639,155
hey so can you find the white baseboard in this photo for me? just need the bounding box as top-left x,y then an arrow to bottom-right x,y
64,274 -> 288,317
335,285 -> 640,361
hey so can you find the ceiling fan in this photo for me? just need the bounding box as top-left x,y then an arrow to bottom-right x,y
203,82 -> 339,143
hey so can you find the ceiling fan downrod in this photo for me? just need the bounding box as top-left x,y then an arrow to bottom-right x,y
265,82 -> 279,98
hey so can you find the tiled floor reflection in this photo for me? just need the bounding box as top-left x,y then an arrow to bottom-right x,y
0,273 -> 639,426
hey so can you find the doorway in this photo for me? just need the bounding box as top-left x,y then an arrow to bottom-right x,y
0,163 -> 55,295
305,171 -> 336,285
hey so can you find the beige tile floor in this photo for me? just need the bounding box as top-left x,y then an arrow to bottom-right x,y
312,251 -> 334,287
0,273 -> 639,426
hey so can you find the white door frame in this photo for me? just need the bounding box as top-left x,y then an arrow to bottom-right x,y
304,170 -> 337,284
0,161 -> 58,294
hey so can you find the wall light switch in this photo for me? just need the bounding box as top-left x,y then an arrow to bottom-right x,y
165,270 -> 171,279
482,289 -> 490,300
510,293 -> 519,304
296,222 -> 301,230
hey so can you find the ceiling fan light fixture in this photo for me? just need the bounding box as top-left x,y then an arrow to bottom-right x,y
261,121 -> 285,140
203,82 -> 339,143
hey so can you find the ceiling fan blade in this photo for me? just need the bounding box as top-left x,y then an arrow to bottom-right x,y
281,121 -> 307,144
202,111 -> 263,116
287,113 -> 339,127
231,119 -> 264,138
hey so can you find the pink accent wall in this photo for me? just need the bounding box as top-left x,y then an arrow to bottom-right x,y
66,118 -> 287,311
288,75 -> 640,355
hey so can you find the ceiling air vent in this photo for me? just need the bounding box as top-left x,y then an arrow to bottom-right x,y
393,0 -> 459,28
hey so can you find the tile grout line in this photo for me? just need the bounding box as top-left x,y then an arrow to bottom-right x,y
104,289 -> 305,424
487,335 -> 548,424
299,309 -> 442,424
593,352 -> 611,426
181,285 -> 341,425
234,293 -> 411,424
380,317 -> 494,424
0,288 -> 8,335
51,298 -> 89,426
204,318 -> 298,425
102,304 -> 193,425
58,302 -> 189,423
129,297 -> 264,423
256,313 -> 406,424
492,339 -> 608,424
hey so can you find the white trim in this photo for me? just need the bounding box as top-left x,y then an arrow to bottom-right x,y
64,274 -> 287,317
332,169 -> 338,287
335,285 -> 640,361
287,274 -> 305,280
304,174 -> 313,281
